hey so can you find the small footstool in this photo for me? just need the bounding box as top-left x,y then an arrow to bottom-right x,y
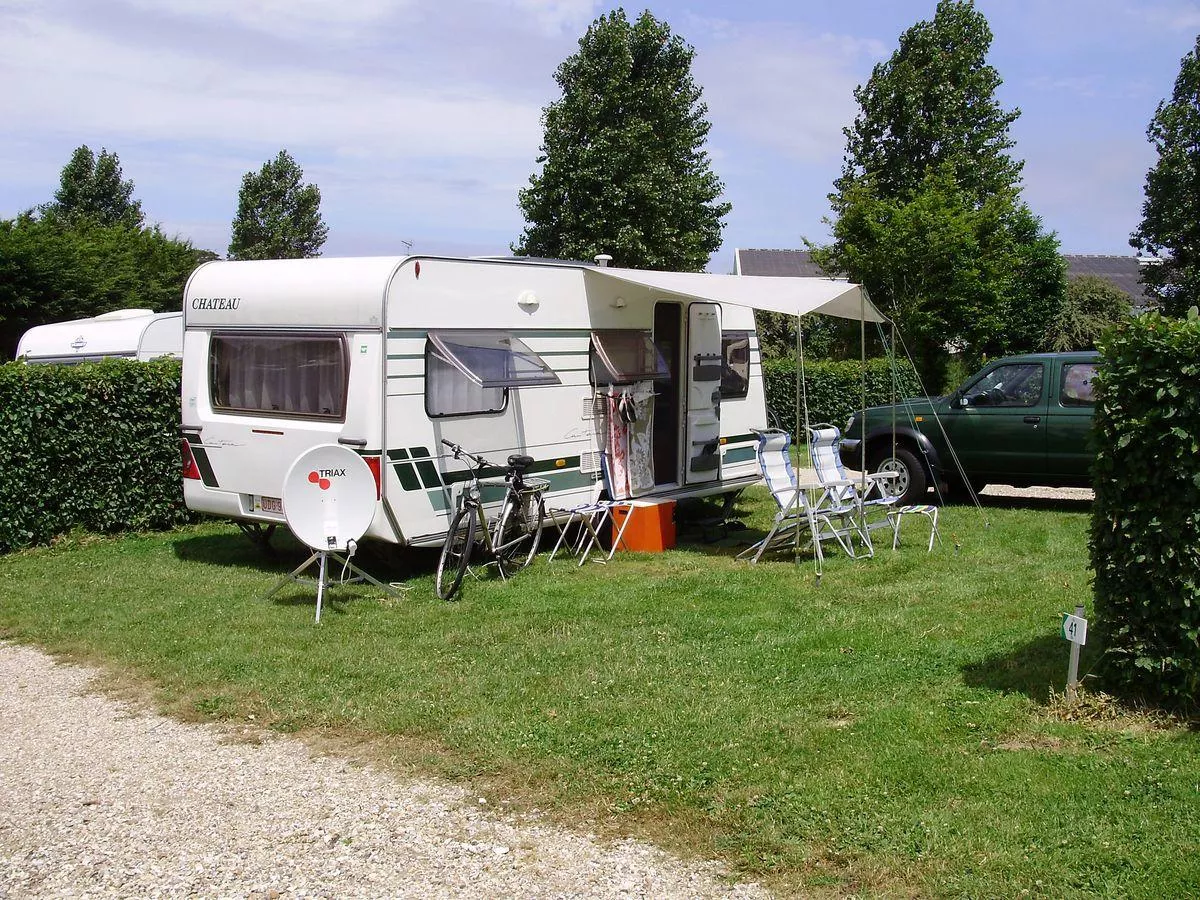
887,504 -> 940,551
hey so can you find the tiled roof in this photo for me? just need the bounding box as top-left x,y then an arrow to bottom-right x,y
735,249 -> 828,278
1063,255 -> 1151,299
736,249 -> 1156,301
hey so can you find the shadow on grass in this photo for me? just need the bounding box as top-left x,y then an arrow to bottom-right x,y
171,527 -> 433,583
961,633 -> 1104,703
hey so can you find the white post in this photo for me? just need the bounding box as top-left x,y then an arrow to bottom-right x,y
1065,603 -> 1084,700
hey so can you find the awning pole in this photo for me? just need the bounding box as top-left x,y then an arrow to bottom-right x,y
860,291 -> 868,482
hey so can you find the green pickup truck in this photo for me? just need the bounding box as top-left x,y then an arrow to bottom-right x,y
839,351 -> 1100,506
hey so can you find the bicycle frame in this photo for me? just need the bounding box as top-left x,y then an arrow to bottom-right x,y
436,440 -> 547,600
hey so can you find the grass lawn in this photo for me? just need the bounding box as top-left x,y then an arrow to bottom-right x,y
1,490 -> 1196,897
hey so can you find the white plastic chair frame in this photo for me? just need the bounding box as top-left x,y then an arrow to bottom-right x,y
547,496 -> 635,565
738,428 -> 866,571
546,452 -> 635,566
807,424 -> 898,545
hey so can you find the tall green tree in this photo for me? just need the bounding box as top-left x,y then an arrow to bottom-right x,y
1130,33 -> 1200,317
815,0 -> 1064,389
514,9 -> 729,271
0,215 -> 215,359
228,150 -> 328,260
41,145 -> 144,228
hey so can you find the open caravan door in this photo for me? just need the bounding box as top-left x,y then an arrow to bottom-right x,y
685,303 -> 722,484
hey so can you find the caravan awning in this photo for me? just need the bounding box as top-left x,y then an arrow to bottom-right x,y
583,267 -> 886,323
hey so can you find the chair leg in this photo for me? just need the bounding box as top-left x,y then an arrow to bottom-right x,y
603,502 -> 635,560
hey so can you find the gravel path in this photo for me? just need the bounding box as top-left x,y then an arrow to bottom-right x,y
0,643 -> 769,899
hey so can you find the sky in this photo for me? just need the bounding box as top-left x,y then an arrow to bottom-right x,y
2,0 -> 1198,272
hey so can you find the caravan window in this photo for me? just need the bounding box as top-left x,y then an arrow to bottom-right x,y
425,330 -> 559,418
719,331 -> 751,399
427,331 -> 560,389
590,330 -> 670,385
209,333 -> 347,419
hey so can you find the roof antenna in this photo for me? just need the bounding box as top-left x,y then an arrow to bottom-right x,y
594,253 -> 612,267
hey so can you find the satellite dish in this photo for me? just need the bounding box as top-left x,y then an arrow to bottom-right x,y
282,444 -> 377,552
266,444 -> 402,622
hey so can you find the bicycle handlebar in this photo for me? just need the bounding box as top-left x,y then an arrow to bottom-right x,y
441,438 -> 495,472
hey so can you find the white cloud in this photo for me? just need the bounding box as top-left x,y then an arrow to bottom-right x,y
0,10 -> 545,161
1138,4 -> 1200,31
697,24 -> 883,164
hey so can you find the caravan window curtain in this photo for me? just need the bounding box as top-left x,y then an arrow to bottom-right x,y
210,333 -> 347,419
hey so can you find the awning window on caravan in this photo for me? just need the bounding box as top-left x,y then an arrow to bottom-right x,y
590,330 -> 670,385
427,331 -> 561,389
210,333 -> 348,419
719,331 -> 751,399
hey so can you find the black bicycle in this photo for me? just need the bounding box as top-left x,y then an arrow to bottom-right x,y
435,439 -> 548,600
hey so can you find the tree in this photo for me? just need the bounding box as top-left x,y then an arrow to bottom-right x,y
1044,275 -> 1133,352
815,1 -> 1063,389
0,215 -> 215,359
1130,33 -> 1200,317
41,145 -> 144,228
514,9 -> 729,271
228,150 -> 328,260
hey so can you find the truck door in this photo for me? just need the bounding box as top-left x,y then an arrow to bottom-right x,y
684,303 -> 722,483
1045,358 -> 1099,478
942,359 -> 1049,481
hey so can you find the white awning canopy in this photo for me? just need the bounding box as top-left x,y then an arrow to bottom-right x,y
584,267 -> 886,323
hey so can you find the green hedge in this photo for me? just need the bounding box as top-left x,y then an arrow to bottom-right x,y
1090,311 -> 1200,709
763,357 -> 921,436
0,358 -> 191,552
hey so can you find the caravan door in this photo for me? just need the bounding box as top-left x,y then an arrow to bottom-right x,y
684,303 -> 722,483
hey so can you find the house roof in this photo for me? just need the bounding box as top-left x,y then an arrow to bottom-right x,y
735,249 -> 1156,302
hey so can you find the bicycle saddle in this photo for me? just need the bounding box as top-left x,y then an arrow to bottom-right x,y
508,454 -> 535,472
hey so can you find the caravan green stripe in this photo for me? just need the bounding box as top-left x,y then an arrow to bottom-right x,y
386,448 -> 421,491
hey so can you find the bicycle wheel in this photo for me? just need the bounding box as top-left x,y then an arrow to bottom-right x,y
494,493 -> 545,576
436,505 -> 476,600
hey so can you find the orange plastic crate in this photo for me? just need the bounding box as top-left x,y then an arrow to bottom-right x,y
612,499 -> 676,553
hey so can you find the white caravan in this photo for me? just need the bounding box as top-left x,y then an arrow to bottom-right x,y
180,255 -> 878,548
16,309 -> 182,364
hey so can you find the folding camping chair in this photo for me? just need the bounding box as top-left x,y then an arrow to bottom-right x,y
808,424 -> 939,552
808,424 -> 898,547
737,428 -> 864,570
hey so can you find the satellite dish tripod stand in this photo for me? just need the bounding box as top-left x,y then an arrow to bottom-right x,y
265,539 -> 404,623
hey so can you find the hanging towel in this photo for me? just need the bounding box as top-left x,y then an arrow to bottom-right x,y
607,393 -> 632,499
626,381 -> 655,495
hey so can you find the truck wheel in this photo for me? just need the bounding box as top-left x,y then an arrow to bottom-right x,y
868,446 -> 927,507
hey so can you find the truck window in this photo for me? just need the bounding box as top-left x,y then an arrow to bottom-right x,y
964,362 -> 1044,408
1060,362 -> 1098,406
719,331 -> 751,399
209,333 -> 347,419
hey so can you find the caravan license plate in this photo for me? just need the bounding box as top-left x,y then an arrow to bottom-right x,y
258,496 -> 283,514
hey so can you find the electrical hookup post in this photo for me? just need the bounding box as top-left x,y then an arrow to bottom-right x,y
1061,605 -> 1088,701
